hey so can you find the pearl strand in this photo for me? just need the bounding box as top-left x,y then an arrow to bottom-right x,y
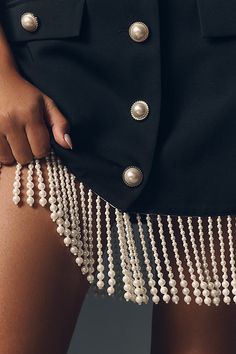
177,216 -> 202,305
119,211 -> 136,302
207,216 -> 221,305
70,174 -> 84,268
45,152 -> 59,223
12,162 -> 22,205
157,215 -> 179,304
217,216 -> 231,304
26,160 -> 35,207
57,158 -> 72,247
63,164 -> 79,256
197,217 -> 215,300
86,189 -> 95,283
136,214 -> 160,304
95,196 -> 105,290
123,212 -> 148,305
187,217 -> 211,305
79,183 -> 90,274
227,216 -> 236,303
34,158 -> 47,207
146,214 -> 170,303
105,202 -> 116,296
115,209 -> 135,302
166,215 -> 192,304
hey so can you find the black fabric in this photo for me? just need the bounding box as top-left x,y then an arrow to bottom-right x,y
1,0 -> 236,216
197,0 -> 236,37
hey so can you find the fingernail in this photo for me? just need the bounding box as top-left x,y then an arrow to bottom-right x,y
64,133 -> 73,149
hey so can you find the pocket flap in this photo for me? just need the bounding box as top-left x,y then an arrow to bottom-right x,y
1,0 -> 85,42
197,0 -> 236,37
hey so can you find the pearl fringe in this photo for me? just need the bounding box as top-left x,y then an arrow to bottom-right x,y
7,148 -> 236,305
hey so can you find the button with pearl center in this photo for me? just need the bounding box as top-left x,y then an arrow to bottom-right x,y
129,22 -> 149,42
131,100 -> 149,120
122,166 -> 143,187
21,12 -> 39,32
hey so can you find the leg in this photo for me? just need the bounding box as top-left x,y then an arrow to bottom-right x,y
150,215 -> 236,354
0,158 -> 109,354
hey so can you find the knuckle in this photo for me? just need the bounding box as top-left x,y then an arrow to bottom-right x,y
45,97 -> 55,108
26,111 -> 41,125
17,156 -> 34,166
0,158 -> 15,165
0,111 -> 17,130
61,121 -> 69,131
27,101 -> 41,116
18,160 -> 31,166
34,149 -> 51,159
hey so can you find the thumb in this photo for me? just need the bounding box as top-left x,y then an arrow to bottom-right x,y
43,94 -> 73,149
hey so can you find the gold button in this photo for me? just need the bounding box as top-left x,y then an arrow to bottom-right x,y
122,166 -> 143,187
21,12 -> 39,32
131,100 -> 149,120
129,22 -> 149,42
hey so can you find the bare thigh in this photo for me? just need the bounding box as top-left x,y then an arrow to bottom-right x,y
0,159 -> 111,354
150,215 -> 236,354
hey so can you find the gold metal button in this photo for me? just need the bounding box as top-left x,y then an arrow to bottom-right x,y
129,22 -> 149,42
131,100 -> 149,120
122,166 -> 143,187
20,12 -> 39,32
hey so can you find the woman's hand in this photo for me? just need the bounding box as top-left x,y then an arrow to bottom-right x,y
0,66 -> 73,166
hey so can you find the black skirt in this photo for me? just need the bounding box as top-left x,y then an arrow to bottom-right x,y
2,0 -> 236,216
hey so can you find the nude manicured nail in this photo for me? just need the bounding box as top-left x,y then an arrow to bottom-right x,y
64,133 -> 73,149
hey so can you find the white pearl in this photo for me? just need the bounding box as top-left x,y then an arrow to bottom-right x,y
172,295 -> 179,304
204,297 -> 211,306
97,280 -> 104,289
12,195 -> 20,204
97,264 -> 105,272
87,274 -> 94,283
224,296 -> 231,304
57,225 -> 64,235
108,270 -> 115,277
195,297 -> 203,305
27,196 -> 34,206
184,295 -> 192,304
124,292 -> 132,301
64,228 -> 71,236
213,297 -> 220,306
107,287 -> 115,295
150,287 -> 158,295
97,273 -> 105,280
39,198 -> 47,207
136,295 -> 143,305
180,280 -> 188,288
70,246 -> 78,255
76,257 -> 83,266
152,295 -> 160,304
64,237 -> 71,246
39,190 -> 47,197
108,278 -> 116,286
183,288 -> 190,295
163,294 -> 170,303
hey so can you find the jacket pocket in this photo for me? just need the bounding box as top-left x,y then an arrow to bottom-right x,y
197,0 -> 236,38
1,0 -> 85,42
